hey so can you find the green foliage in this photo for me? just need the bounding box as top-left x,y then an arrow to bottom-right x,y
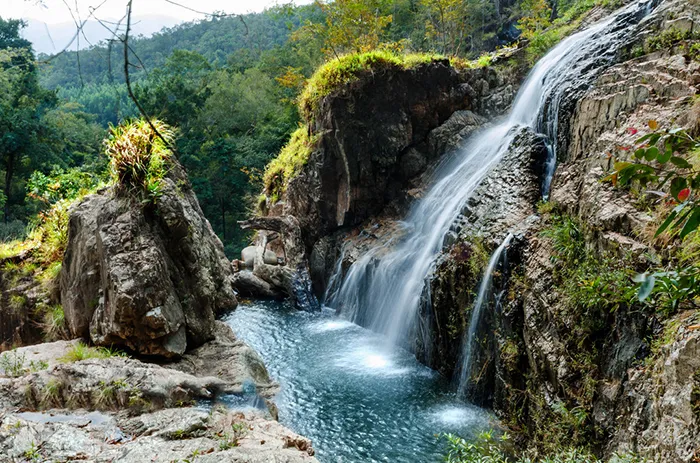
293,0 -> 394,58
440,431 -> 646,463
105,119 -> 175,203
645,28 -> 696,53
9,294 -> 27,311
27,167 -> 102,207
542,214 -> 637,313
264,126 -> 320,201
216,422 -> 249,450
59,342 -> 127,363
519,0 -> 602,64
606,122 -> 699,313
23,441 -> 41,462
0,349 -> 27,378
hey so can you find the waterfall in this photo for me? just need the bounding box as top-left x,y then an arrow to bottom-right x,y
456,233 -> 512,396
326,0 -> 657,351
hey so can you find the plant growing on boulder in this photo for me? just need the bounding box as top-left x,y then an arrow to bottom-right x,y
105,119 -> 175,203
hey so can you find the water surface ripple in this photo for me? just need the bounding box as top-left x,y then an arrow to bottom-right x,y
223,301 -> 491,463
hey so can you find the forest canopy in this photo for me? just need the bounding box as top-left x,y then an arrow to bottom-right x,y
1,0 -> 599,256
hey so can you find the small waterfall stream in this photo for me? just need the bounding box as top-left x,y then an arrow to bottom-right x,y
456,233 -> 513,395
326,0 -> 656,370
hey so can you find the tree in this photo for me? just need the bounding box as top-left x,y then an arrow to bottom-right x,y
293,0 -> 394,58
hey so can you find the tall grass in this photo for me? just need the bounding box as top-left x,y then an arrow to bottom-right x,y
105,119 -> 175,203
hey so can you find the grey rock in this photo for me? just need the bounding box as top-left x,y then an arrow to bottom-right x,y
61,160 -> 237,358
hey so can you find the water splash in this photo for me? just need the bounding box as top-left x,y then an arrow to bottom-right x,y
456,233 -> 512,396
326,1 -> 657,353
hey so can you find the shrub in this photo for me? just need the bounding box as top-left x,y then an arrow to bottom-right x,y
105,119 -> 175,203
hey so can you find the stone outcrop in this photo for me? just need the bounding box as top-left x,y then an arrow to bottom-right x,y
287,61 -> 510,249
0,406 -> 317,463
444,1 -> 700,459
60,159 -> 237,358
0,324 -> 318,462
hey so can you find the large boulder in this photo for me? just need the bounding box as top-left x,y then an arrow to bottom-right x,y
60,160 -> 237,358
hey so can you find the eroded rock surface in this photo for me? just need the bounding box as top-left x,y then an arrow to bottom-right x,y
61,160 -> 237,358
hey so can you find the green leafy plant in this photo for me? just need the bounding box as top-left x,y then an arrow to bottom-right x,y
0,349 -> 27,377
606,121 -> 699,310
105,118 -> 175,204
216,421 -> 249,450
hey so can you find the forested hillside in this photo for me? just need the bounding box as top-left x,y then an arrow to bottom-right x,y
4,0 -> 597,256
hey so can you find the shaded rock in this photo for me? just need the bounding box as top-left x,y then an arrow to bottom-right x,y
61,160 -> 237,358
281,61 -> 503,251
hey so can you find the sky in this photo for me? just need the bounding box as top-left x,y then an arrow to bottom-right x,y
3,0 -> 311,24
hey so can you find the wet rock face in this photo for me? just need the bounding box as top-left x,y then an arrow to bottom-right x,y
283,61 -> 507,250
60,161 -> 237,358
419,128 -> 547,403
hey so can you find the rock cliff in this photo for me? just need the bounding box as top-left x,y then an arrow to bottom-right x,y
253,0 -> 700,459
61,159 -> 237,358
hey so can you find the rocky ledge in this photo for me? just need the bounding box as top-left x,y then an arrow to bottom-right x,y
0,323 -> 319,463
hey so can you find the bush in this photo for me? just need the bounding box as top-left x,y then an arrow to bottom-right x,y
105,118 -> 175,203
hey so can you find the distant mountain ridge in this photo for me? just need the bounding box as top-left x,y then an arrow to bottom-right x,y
37,7 -> 316,90
23,15 -> 182,55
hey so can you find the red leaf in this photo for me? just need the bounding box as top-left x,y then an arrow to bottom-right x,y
618,145 -> 631,151
677,188 -> 691,202
627,127 -> 638,135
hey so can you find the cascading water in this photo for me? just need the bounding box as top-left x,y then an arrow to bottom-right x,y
456,233 -> 512,396
327,0 -> 657,356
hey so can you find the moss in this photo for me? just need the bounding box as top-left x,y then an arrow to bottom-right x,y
263,126 -> 320,201
299,51 -> 445,121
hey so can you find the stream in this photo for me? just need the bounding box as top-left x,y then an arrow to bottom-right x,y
223,301 -> 492,463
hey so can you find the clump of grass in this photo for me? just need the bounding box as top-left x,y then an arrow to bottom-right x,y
105,119 -> 175,203
40,378 -> 63,409
9,294 -> 27,311
59,341 -> 127,363
263,126 -> 320,202
41,305 -> 66,341
0,349 -> 27,377
299,50 -> 443,120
